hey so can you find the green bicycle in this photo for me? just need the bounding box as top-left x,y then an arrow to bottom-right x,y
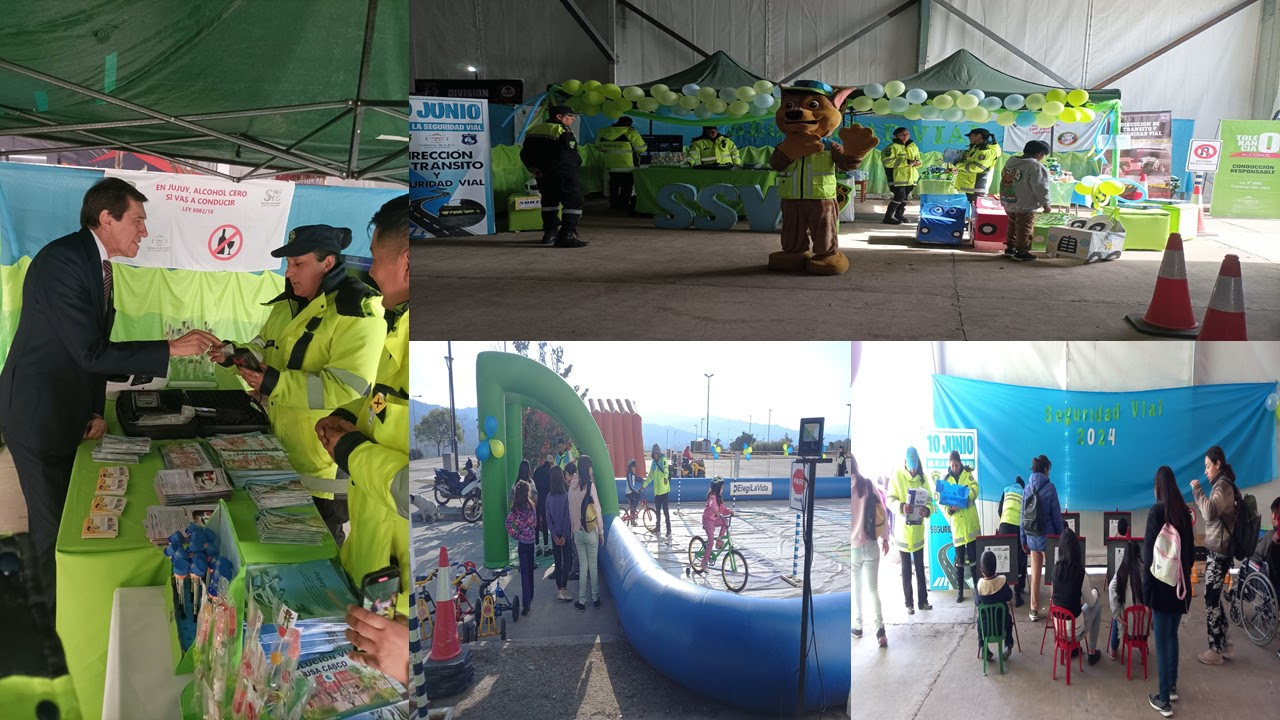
686,516 -> 749,593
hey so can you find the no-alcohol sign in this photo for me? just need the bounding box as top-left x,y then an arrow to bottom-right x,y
1187,139 -> 1222,173
208,224 -> 243,261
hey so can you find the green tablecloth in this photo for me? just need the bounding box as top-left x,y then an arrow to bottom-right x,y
55,372 -> 339,720
632,166 -> 778,216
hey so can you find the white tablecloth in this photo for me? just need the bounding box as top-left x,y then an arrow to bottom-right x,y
103,586 -> 190,720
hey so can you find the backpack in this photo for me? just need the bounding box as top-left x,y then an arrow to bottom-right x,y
861,484 -> 886,540
581,488 -> 598,533
1227,480 -> 1262,561
1151,521 -> 1186,599
1022,481 -> 1043,536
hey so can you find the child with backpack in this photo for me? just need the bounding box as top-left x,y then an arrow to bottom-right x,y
1144,465 -> 1194,717
504,479 -> 537,616
1191,445 -> 1238,665
1020,455 -> 1063,622
699,477 -> 734,571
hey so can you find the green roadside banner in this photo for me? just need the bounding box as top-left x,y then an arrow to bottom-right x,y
1212,120 -> 1280,219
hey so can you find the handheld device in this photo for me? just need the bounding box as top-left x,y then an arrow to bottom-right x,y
360,566 -> 401,618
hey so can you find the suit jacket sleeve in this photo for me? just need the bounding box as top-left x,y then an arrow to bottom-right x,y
39,247 -> 169,376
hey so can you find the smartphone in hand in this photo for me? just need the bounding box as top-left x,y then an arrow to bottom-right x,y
361,566 -> 401,619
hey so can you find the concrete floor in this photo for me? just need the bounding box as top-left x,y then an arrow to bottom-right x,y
851,555 -> 1280,719
413,202 -> 1280,340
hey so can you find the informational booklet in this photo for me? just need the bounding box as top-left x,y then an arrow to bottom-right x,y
82,515 -> 119,539
96,467 -> 129,496
219,450 -> 295,472
144,504 -> 218,545
905,487 -> 929,525
207,432 -> 284,453
255,507 -> 328,545
295,648 -> 405,719
90,495 -> 127,517
154,468 -> 233,505
160,441 -> 218,471
246,479 -> 312,509
93,435 -> 151,464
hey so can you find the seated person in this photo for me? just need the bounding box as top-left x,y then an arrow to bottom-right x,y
686,126 -> 742,167
976,550 -> 1014,661
1248,496 -> 1280,591
1107,538 -> 1144,659
463,458 -> 477,486
1051,527 -> 1104,665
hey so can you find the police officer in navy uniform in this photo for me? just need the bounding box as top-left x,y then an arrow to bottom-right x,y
520,105 -> 588,248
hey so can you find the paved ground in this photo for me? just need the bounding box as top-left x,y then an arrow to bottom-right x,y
413,202 -> 1280,340
852,553 -> 1280,719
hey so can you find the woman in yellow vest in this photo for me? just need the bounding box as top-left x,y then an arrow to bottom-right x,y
316,196 -> 411,617
596,117 -> 648,211
954,128 -> 1001,202
997,475 -> 1027,606
644,443 -> 671,537
880,127 -> 921,225
937,450 -> 981,603
215,224 -> 384,543
888,446 -> 934,613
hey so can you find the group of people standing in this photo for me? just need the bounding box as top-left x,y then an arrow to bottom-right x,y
879,127 -> 1001,224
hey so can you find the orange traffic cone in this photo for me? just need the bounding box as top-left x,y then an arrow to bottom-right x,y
428,546 -> 461,661
1197,254 -> 1247,340
1192,182 -> 1212,237
1125,233 -> 1199,337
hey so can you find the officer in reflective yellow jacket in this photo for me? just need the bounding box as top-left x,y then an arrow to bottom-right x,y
686,127 -> 741,167
954,128 -> 1001,202
596,117 -> 648,211
214,225 -> 384,544
317,195 -> 411,618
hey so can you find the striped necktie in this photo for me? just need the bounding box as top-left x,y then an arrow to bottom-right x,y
102,260 -> 113,310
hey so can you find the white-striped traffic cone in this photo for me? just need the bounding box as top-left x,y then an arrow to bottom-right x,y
1197,254 -> 1247,340
1125,233 -> 1199,337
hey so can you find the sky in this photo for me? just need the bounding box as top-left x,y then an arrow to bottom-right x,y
412,341 -> 853,435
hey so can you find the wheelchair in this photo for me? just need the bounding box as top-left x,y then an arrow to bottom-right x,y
1225,556 -> 1278,646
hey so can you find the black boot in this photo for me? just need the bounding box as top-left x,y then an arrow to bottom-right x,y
540,209 -> 559,245
554,213 -> 588,248
894,201 -> 908,223
882,202 -> 902,225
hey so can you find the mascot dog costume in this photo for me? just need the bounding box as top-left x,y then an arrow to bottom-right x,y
769,81 -> 878,275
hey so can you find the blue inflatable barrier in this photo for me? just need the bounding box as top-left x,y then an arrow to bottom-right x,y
600,517 -> 851,713
613,475 -> 851,503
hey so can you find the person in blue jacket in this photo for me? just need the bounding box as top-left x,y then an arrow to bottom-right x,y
1020,454 -> 1063,622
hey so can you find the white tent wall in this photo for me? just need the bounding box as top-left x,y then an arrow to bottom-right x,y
934,341 -> 1280,562
412,0 -> 614,96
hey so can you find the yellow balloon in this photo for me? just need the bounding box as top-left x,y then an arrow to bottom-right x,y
996,111 -> 1017,127
850,96 -> 874,112
583,90 -> 604,106
885,80 -> 906,98
903,104 -> 923,120
965,106 -> 990,122
1034,112 -> 1056,128
955,94 -> 979,110
1067,89 -> 1089,107
1046,88 -> 1067,104
932,94 -> 955,109
1074,181 -> 1093,195
1025,93 -> 1046,110
707,98 -> 727,114
650,83 -> 670,97
489,438 -> 505,459
562,79 -> 583,96
872,98 -> 891,115
1078,108 -> 1096,122
601,83 -> 622,100
1100,179 -> 1125,195
582,80 -> 602,91
1042,100 -> 1065,115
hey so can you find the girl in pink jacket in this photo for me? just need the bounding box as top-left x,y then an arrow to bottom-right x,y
700,477 -> 734,571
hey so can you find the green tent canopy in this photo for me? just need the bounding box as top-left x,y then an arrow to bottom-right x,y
0,1 -> 408,183
872,48 -> 1121,103
636,50 -> 768,94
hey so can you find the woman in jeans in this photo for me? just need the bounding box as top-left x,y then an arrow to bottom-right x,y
567,456 -> 605,611
850,455 -> 890,647
1142,465 -> 1194,717
544,465 -> 573,602
1191,445 -> 1237,665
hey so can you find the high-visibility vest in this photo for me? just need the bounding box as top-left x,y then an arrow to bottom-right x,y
937,469 -> 980,546
1000,483 -> 1023,527
881,140 -> 921,187
686,136 -> 740,166
888,468 -> 933,553
645,456 -> 671,495
954,144 -> 1001,192
778,151 -> 838,200
597,126 -> 647,171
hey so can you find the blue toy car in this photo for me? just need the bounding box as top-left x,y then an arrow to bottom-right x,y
935,478 -> 970,509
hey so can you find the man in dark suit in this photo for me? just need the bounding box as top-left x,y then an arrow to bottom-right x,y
0,177 -> 217,617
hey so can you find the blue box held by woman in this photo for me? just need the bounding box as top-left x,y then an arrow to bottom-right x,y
935,478 -> 969,509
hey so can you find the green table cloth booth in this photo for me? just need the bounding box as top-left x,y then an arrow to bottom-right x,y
55,369 -> 339,720
1114,207 -> 1172,250
632,166 -> 779,216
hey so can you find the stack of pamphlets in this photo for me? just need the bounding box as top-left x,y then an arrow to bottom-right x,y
82,515 -> 119,539
154,468 -> 234,505
145,504 -> 218,546
255,506 -> 328,545
161,441 -> 219,471
96,467 -> 129,495
245,478 -> 312,509
89,495 -> 127,517
295,648 -> 406,717
246,559 -> 357,656
207,432 -> 296,486
92,434 -> 152,464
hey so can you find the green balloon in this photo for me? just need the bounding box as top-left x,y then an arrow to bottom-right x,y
932,94 -> 955,109
697,86 -> 718,102
872,98 -> 891,115
583,90 -> 604,106
623,86 -> 645,101
850,96 -> 874,112
753,80 -> 774,95
602,83 -> 622,100
708,99 -> 727,114
562,79 -> 583,96
736,86 -> 757,101
678,95 -> 699,110
728,100 -> 750,117
637,97 -> 660,112
956,94 -> 979,110
650,83 -> 670,97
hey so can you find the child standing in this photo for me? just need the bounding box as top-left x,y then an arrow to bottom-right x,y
998,140 -> 1052,262
504,479 -> 536,616
699,477 -> 733,571
545,466 -> 573,601
976,550 -> 1015,661
625,458 -> 643,524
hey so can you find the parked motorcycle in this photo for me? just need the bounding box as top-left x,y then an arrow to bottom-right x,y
433,467 -> 482,522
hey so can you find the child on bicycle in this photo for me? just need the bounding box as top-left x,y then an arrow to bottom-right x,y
625,458 -> 643,524
504,479 -> 537,616
700,477 -> 733,571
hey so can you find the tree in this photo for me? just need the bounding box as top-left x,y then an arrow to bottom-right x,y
510,341 -> 587,399
521,408 -> 567,465
728,432 -> 757,452
417,408 -> 462,456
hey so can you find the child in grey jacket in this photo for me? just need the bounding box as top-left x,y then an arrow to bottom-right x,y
998,140 -> 1052,261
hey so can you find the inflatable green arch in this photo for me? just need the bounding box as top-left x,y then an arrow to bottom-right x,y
476,351 -> 618,568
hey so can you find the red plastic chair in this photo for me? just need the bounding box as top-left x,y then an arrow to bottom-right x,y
1049,605 -> 1084,684
1039,612 -> 1053,654
1121,605 -> 1153,681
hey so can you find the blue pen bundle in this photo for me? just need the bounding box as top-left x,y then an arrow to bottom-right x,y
166,522 -> 235,647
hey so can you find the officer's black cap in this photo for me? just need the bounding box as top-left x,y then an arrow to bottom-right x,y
271,224 -> 353,258
548,105 -> 575,117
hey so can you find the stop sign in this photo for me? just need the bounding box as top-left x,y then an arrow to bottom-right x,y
791,467 -> 806,495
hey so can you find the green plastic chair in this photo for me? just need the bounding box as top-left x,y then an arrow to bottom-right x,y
977,602 -> 1009,675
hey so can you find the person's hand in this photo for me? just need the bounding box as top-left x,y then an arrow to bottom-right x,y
320,428 -> 350,460
1041,204 -> 1052,213
881,537 -> 890,556
345,605 -> 409,686
84,414 -> 106,439
238,365 -> 267,392
316,416 -> 356,447
206,344 -> 226,363
911,160 -> 922,167
1190,478 -> 1201,494
900,503 -> 908,515
169,329 -> 220,357
1022,544 -> 1030,555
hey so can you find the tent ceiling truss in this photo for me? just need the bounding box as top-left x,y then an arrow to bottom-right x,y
0,0 -> 406,184
617,0 -> 710,59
